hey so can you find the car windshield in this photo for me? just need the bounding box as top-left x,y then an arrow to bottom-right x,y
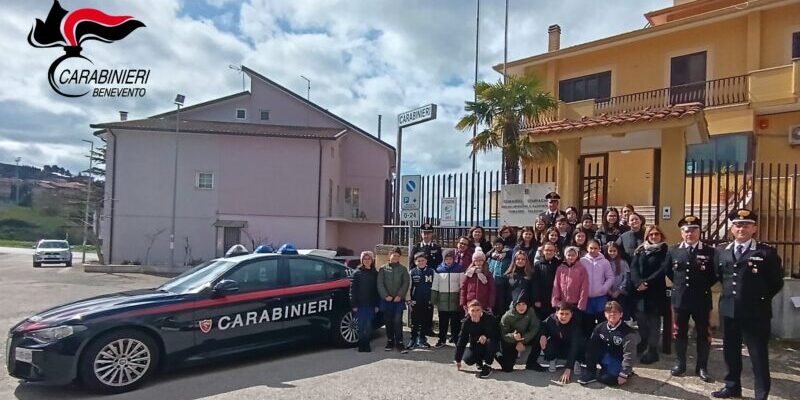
38,241 -> 69,249
158,259 -> 236,294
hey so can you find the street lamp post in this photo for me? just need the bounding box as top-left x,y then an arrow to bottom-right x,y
81,139 -> 94,264
170,94 -> 185,268
14,157 -> 21,205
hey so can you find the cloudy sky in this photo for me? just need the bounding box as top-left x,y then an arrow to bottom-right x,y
0,0 -> 670,177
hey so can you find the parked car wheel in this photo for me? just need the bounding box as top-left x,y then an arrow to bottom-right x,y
33,262 -> 41,268
66,261 -> 72,267
331,310 -> 359,348
79,329 -> 159,394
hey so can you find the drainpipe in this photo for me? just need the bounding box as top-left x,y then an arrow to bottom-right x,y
316,139 -> 323,248
108,129 -> 118,264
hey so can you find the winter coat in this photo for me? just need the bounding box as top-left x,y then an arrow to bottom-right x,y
607,258 -> 630,296
581,253 -> 615,298
472,239 -> 492,254
500,305 -> 539,344
377,262 -> 410,299
539,312 -> 583,366
487,249 -> 511,279
594,226 -> 622,248
349,265 -> 380,308
504,267 -> 533,307
532,257 -> 561,308
616,229 -> 645,264
454,247 -> 474,271
409,266 -> 435,305
551,261 -> 589,311
455,313 -> 498,362
459,266 -> 496,310
431,261 -> 465,312
589,320 -> 640,379
630,243 -> 669,315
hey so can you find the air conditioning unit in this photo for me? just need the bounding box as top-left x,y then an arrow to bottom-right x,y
790,125 -> 800,145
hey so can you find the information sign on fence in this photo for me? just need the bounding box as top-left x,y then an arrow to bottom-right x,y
440,197 -> 457,227
499,183 -> 556,226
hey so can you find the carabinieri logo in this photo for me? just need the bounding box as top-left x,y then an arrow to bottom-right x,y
27,0 -> 149,98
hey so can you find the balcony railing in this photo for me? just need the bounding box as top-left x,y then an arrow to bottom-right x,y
593,75 -> 749,116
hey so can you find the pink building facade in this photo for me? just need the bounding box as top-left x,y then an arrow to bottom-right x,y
93,67 -> 394,266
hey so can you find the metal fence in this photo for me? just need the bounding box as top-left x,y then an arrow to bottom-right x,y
383,166 -> 556,247
383,159 -> 799,277
686,160 -> 799,278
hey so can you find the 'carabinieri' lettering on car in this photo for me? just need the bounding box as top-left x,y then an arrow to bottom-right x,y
209,298 -> 333,332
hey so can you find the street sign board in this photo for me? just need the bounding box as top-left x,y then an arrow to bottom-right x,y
400,209 -> 419,223
440,197 -> 457,227
401,175 -> 421,210
397,104 -> 437,128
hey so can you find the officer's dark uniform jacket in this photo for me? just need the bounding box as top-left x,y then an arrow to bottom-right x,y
539,209 -> 567,228
665,242 -> 717,311
410,241 -> 443,269
714,240 -> 784,319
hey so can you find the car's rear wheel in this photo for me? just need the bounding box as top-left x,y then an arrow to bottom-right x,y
331,310 -> 359,348
66,261 -> 72,267
79,329 -> 159,394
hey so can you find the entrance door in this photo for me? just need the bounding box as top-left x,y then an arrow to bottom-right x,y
670,51 -> 706,105
579,154 -> 609,223
223,227 -> 241,252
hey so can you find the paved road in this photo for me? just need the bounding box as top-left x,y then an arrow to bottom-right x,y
1,247 -> 797,399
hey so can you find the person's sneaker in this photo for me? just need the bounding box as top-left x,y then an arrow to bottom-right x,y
434,339 -> 446,348
419,339 -> 432,348
398,345 -> 409,354
548,359 -> 557,373
573,361 -> 582,376
478,365 -> 493,379
406,340 -> 418,349
384,342 -> 393,351
577,371 -> 597,385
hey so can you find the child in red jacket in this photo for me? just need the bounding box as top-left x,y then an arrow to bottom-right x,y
460,248 -> 496,313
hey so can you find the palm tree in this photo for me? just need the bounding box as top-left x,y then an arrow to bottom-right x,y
456,74 -> 558,184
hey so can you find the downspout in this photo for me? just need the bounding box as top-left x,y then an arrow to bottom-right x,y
108,129 -> 118,264
316,139 -> 323,248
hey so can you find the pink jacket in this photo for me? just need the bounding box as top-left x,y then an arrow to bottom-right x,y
551,261 -> 589,311
580,253 -> 615,298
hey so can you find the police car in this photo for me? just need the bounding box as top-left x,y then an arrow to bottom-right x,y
6,244 -> 375,393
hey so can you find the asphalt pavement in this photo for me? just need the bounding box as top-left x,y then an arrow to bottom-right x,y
1,246 -> 797,399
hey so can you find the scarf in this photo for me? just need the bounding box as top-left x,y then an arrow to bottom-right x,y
639,240 -> 665,255
465,265 -> 488,284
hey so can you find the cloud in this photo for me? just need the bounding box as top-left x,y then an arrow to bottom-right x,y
0,0 -> 671,177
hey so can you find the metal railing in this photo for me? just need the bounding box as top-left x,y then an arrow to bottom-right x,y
594,75 -> 749,116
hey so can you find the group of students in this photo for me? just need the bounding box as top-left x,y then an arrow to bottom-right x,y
349,192 -> 784,400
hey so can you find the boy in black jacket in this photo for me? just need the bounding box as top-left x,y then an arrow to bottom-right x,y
578,301 -> 641,386
349,251 -> 380,352
528,301 -> 585,383
455,300 -> 498,379
408,252 -> 435,348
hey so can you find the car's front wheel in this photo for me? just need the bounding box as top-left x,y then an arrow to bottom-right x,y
331,310 -> 359,348
79,329 -> 159,394
33,262 -> 41,268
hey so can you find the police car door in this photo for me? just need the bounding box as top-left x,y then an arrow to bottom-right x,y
193,257 -> 288,355
281,256 -> 349,341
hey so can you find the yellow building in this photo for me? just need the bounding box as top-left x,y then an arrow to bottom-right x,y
500,0 -> 800,247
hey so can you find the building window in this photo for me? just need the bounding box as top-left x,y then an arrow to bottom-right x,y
685,133 -> 751,174
196,172 -> 214,189
793,31 -> 800,59
558,71 -> 611,103
260,110 -> 270,120
236,109 -> 246,120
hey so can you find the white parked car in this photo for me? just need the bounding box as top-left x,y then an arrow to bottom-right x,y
33,240 -> 72,268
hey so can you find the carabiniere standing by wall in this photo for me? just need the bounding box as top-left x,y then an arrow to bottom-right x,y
664,215 -> 716,382
711,208 -> 784,400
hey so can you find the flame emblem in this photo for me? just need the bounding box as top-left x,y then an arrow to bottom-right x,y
28,1 -> 145,97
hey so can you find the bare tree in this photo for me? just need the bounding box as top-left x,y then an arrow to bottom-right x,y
242,229 -> 272,251
144,228 -> 166,265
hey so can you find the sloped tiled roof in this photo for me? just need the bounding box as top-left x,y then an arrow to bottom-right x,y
91,118 -> 343,139
524,103 -> 704,136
